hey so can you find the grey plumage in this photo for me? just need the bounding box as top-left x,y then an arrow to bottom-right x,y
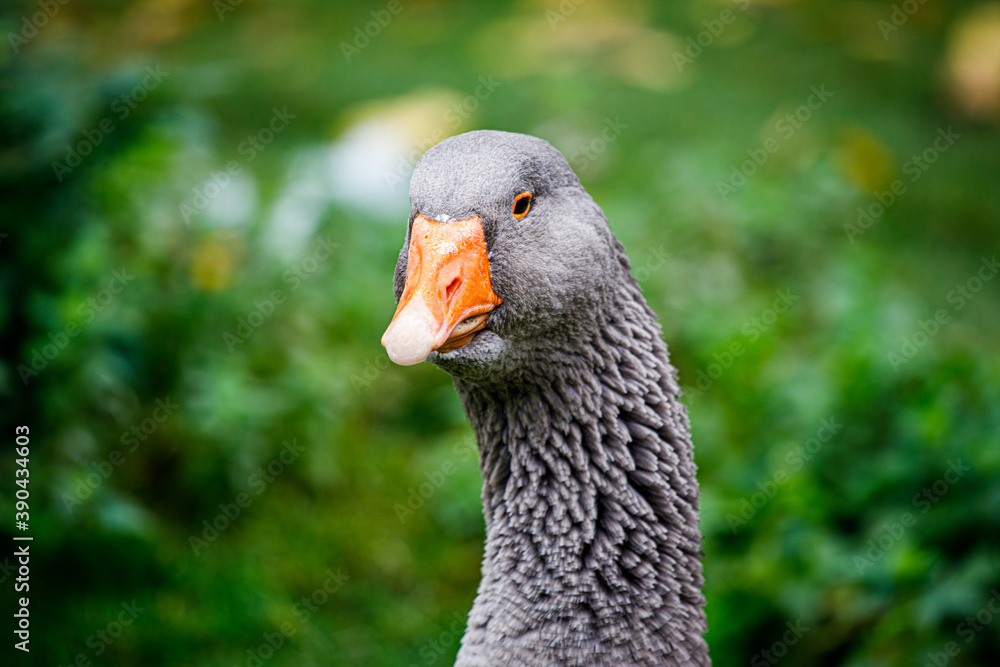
392,130 -> 709,666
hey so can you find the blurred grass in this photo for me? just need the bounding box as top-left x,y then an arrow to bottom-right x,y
2,0 -> 1000,665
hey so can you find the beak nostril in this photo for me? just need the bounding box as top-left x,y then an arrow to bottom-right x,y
445,276 -> 461,302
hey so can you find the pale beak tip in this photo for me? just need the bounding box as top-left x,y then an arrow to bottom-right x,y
381,298 -> 437,366
384,345 -> 430,366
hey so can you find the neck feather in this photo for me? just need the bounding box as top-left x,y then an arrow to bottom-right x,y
454,279 -> 709,663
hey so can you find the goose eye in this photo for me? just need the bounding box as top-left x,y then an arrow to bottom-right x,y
512,192 -> 532,219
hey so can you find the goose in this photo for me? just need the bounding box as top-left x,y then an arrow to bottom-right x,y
381,130 -> 709,666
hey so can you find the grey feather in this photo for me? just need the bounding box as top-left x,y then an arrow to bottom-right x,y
395,130 -> 709,666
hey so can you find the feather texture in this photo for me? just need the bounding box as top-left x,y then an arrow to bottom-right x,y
452,275 -> 708,666
394,130 -> 709,666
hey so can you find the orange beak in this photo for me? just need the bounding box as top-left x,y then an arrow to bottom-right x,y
381,214 -> 502,365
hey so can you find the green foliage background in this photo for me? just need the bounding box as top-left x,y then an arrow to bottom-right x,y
2,1 -> 999,665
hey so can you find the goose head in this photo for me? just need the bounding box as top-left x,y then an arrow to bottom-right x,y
381,130 -> 624,381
